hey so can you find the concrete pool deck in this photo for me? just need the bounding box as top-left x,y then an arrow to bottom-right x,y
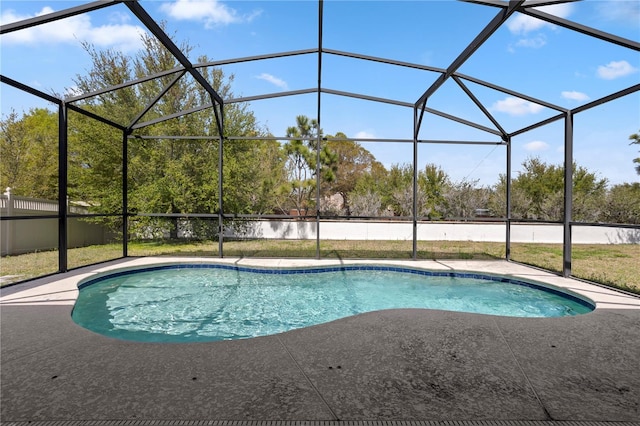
1,257 -> 639,424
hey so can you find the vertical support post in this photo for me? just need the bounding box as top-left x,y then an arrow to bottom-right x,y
58,102 -> 68,272
505,135 -> 512,261
412,106 -> 419,260
315,0 -> 324,260
4,188 -> 14,256
218,103 -> 224,258
122,130 -> 129,258
563,111 -> 573,277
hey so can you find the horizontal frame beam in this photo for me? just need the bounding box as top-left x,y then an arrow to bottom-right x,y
67,103 -> 127,131
454,73 -> 566,112
65,67 -> 185,104
1,74 -> 62,105
523,8 -> 640,52
572,84 -> 640,115
228,88 -> 318,104
323,49 -> 445,74
196,49 -> 318,68
129,133 -> 504,146
0,0 -> 122,34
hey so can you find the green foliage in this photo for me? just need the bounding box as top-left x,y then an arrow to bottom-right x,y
572,164 -> 608,222
349,157 -> 390,216
0,108 -> 59,199
490,157 -> 608,222
602,183 -> 640,224
419,164 -> 449,219
279,115 -> 337,214
385,163 -> 416,216
348,162 -> 488,219
324,134 -> 383,214
68,111 -> 123,217
224,138 -> 287,215
67,26 -> 272,238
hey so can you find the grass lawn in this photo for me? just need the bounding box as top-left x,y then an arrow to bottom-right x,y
511,243 -> 640,294
1,239 -> 638,294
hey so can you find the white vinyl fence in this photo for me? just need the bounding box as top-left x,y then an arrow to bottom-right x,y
226,220 -> 639,245
2,188 -> 638,257
1,189 -> 114,256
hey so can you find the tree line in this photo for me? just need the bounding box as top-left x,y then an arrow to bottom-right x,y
1,28 -> 639,233
2,104 -> 639,225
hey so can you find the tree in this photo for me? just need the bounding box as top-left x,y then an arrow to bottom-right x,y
630,130 -> 640,175
369,163 -> 454,218
418,164 -> 449,219
385,163 -> 417,216
489,157 -> 607,221
442,178 -> 491,219
348,160 -> 390,217
602,183 -> 640,224
0,108 -> 59,199
488,174 -> 531,218
349,190 -> 387,217
348,162 -> 451,218
324,133 -> 383,215
279,115 -> 337,215
69,26 -> 271,238
572,165 -> 608,222
68,41 -> 146,224
372,163 -> 427,217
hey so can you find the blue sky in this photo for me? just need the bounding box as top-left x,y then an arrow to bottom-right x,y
1,0 -> 639,186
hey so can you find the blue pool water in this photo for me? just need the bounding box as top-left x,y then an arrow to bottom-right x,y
72,264 -> 594,343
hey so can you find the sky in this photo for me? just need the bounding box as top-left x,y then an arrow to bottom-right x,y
1,0 -> 639,186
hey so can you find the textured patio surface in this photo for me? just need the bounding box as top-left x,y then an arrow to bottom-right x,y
1,258 -> 639,424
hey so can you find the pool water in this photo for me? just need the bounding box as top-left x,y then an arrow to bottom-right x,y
72,264 -> 594,343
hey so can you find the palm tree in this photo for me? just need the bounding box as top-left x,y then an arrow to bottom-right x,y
630,130 -> 640,175
279,115 -> 336,215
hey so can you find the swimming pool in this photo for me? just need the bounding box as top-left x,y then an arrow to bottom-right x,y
72,263 -> 595,343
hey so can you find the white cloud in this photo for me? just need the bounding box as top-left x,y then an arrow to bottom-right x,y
561,91 -> 590,101
491,97 -> 544,116
355,131 -> 375,139
256,73 -> 288,90
524,140 -> 549,151
0,7 -> 145,51
597,60 -> 638,80
506,3 -> 573,34
160,0 -> 261,28
513,34 -> 547,49
108,11 -> 133,25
